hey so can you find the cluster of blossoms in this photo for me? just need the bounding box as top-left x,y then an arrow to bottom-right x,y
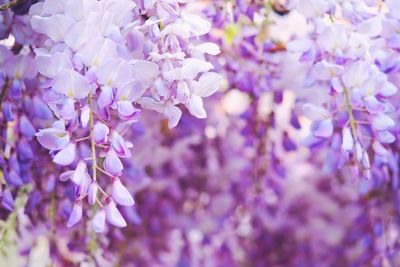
26,0 -> 221,232
2,0 -> 400,266
288,0 -> 400,180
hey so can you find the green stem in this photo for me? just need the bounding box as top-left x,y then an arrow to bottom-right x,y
87,94 -> 99,256
343,86 -> 358,141
88,94 -> 97,181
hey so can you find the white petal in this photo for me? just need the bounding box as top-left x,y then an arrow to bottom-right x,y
53,143 -> 76,166
188,94 -> 206,119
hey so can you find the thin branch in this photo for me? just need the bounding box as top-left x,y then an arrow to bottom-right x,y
0,0 -> 28,11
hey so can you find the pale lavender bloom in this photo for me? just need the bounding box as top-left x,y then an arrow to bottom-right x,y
96,58 -> 132,89
92,209 -> 106,233
77,37 -> 117,67
66,201 -> 83,227
377,131 -> 395,143
371,114 -> 395,131
117,101 -> 140,121
71,161 -> 87,185
93,122 -> 109,144
342,127 -> 354,151
35,50 -> 73,78
35,122 -> 70,151
88,182 -> 98,205
139,97 -> 182,128
52,69 -> 92,99
111,178 -> 134,206
311,119 -> 333,138
111,131 -> 132,158
80,106 -> 90,128
103,149 -> 123,176
98,86 -> 114,108
30,14 -> 75,43
105,199 -> 127,227
4,54 -> 37,79
60,170 -> 74,182
53,143 -> 76,166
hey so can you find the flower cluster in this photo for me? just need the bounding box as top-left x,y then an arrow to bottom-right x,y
2,1 -> 400,267
288,0 -> 399,179
1,0 -> 222,232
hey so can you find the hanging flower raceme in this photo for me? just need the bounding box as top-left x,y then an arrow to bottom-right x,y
288,0 -> 398,179
28,0 -> 222,231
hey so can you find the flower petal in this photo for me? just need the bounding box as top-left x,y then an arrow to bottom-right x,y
66,201 -> 82,227
105,200 -> 127,227
92,209 -> 106,233
112,178 -> 134,206
53,143 -> 76,166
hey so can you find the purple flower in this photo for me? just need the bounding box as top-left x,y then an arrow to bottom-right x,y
71,161 -> 87,185
1,189 -> 14,211
53,143 -> 76,166
19,115 -> 36,138
93,122 -> 109,144
111,178 -> 134,206
92,209 -> 106,233
103,149 -> 123,176
105,199 -> 127,228
88,182 -> 98,205
66,200 -> 83,227
35,122 -> 70,151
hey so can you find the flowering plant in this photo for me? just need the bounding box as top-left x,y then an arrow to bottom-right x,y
1,0 -> 400,266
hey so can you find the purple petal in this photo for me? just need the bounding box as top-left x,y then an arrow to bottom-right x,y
188,94 -> 206,119
364,96 -> 385,114
3,102 -> 14,122
35,126 -> 70,151
60,170 -> 74,182
377,131 -> 395,144
5,170 -> 23,187
53,143 -> 76,166
342,127 -> 354,151
117,101 -> 139,120
80,106 -> 90,128
66,201 -> 82,227
17,138 -> 33,161
98,86 -> 114,108
88,182 -> 98,205
92,209 -> 106,233
111,178 -> 134,206
193,72 -> 222,98
52,69 -> 92,99
105,200 -> 127,227
93,122 -> 109,144
311,119 -> 333,138
1,189 -> 14,211
19,115 -> 36,138
103,150 -> 123,176
111,131 -> 131,158
371,114 -> 395,131
378,81 -> 397,97
372,141 -> 388,156
164,104 -> 182,128
71,161 -> 86,185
